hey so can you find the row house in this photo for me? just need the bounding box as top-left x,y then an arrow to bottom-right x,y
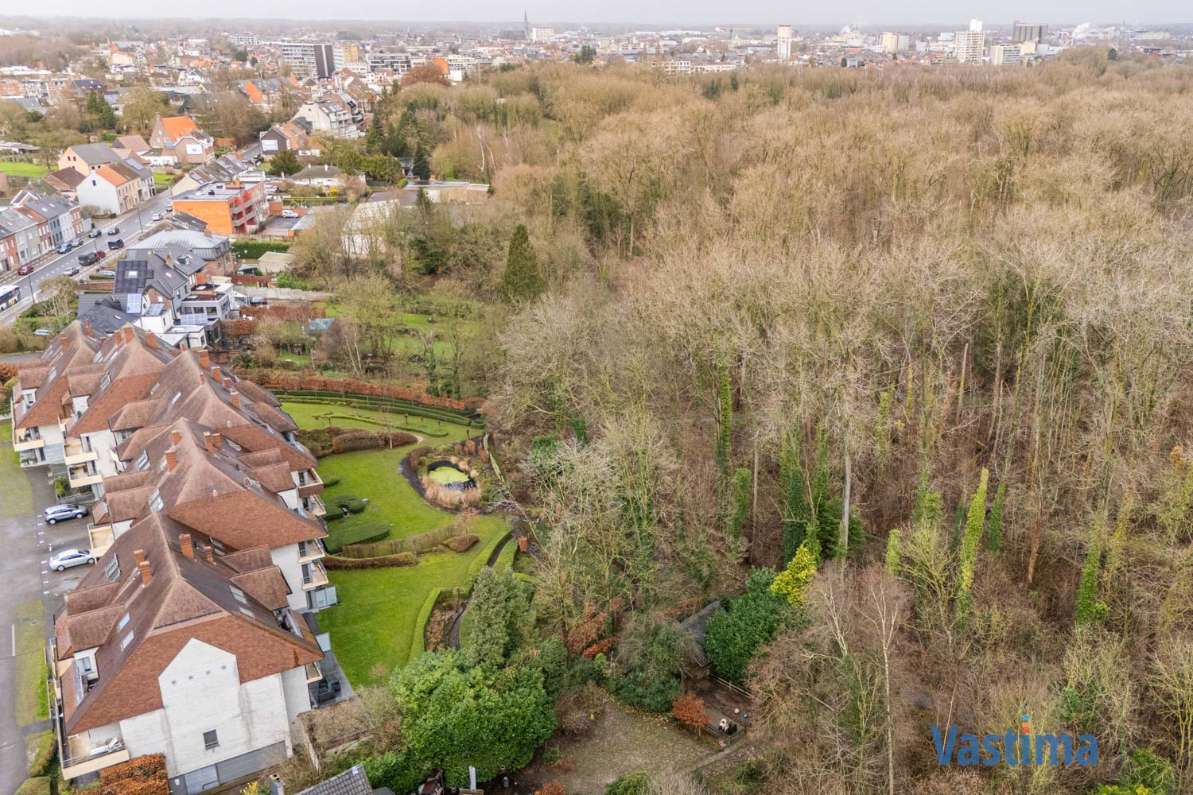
3,188 -> 85,250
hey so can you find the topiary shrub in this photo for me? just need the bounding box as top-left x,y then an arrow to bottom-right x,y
326,494 -> 367,515
324,552 -> 417,569
324,522 -> 389,553
445,534 -> 480,553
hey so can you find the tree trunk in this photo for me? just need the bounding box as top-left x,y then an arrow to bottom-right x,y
840,447 -> 852,564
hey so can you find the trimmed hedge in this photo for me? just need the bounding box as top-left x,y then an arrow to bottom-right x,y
465,529 -> 513,595
324,551 -> 416,569
281,395 -> 475,427
324,494 -> 368,520
445,534 -> 480,553
409,587 -> 443,661
16,778 -> 50,795
323,522 -> 390,553
341,525 -> 459,558
232,241 -> 290,259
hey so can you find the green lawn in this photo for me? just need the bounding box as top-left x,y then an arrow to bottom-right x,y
282,401 -> 477,440
0,162 -> 49,178
13,600 -> 49,726
152,172 -> 173,185
287,402 -> 506,685
0,423 -> 33,519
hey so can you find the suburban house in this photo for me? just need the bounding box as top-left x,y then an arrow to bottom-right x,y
288,164 -> 350,189
58,142 -> 123,176
149,115 -> 215,166
112,134 -> 153,159
172,181 -> 267,236
43,167 -> 87,201
258,119 -> 321,161
128,229 -> 235,276
169,151 -> 257,198
76,161 -> 153,216
292,98 -> 360,139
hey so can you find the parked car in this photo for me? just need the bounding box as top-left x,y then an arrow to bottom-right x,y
165,202 -> 173,212
17,264 -> 33,275
281,209 -> 300,219
78,252 -> 99,266
56,241 -> 73,254
151,212 -> 163,222
96,268 -> 116,277
107,226 -> 120,235
49,548 -> 94,571
87,228 -> 102,238
107,238 -> 124,250
65,265 -> 80,277
44,503 -> 87,524
33,328 -> 51,337
94,250 -> 106,259
249,296 -> 268,306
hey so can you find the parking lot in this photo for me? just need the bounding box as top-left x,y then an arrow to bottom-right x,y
0,462 -> 97,795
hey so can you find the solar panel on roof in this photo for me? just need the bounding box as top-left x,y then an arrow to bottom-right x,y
126,294 -> 142,315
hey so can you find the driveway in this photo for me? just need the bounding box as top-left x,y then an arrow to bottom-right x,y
0,460 -> 93,795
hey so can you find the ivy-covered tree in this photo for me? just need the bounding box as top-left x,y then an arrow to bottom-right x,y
499,224 -> 544,304
770,542 -> 819,607
954,469 -> 988,626
267,150 -> 301,177
727,467 -> 751,539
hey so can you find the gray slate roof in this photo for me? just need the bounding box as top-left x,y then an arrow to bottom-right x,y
296,765 -> 374,795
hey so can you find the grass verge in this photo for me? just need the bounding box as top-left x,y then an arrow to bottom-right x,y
14,600 -> 49,726
0,423 -> 34,519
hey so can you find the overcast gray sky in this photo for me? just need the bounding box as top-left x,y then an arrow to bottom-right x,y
20,0 -> 1192,26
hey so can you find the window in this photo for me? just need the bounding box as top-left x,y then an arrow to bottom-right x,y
119,630 -> 134,650
238,607 -> 254,619
203,730 -> 219,750
135,451 -> 149,471
170,392 -> 181,406
99,373 -> 111,391
148,489 -> 163,513
116,612 -> 130,631
104,556 -> 121,582
229,586 -> 246,604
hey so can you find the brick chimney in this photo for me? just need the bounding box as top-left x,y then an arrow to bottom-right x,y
84,320 -> 92,336
134,548 -> 145,567
124,326 -> 134,344
165,449 -> 178,472
180,533 -> 194,560
212,432 -> 222,448
211,365 -> 221,383
230,390 -> 240,409
199,350 -> 211,369
146,331 -> 157,349
223,377 -> 232,389
204,543 -> 214,563
138,559 -> 151,585
204,432 -> 214,454
171,429 -> 181,445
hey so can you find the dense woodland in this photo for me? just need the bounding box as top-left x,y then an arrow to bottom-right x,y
466,52 -> 1193,795
283,49 -> 1193,795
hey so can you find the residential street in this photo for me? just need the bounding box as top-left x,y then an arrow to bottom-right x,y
0,456 -> 94,795
0,191 -> 171,327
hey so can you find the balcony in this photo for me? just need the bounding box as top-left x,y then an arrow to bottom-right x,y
305,660 -> 323,683
60,732 -> 129,781
63,439 -> 97,465
302,494 -> 327,518
296,468 -> 324,498
67,464 -> 102,489
301,559 -> 329,591
20,451 -> 46,468
88,523 -> 115,558
12,428 -> 44,452
298,537 -> 326,563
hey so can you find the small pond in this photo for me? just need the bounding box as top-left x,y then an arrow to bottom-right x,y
427,461 -> 477,490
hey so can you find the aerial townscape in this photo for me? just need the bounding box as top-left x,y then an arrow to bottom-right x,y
1,4 -> 1193,795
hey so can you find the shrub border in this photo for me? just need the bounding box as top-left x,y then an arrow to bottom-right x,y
410,587 -> 444,661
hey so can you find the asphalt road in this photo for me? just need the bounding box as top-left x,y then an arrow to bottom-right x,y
0,192 -> 172,327
0,461 -> 95,794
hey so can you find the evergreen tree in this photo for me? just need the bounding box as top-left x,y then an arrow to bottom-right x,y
267,150 -> 300,177
780,429 -> 810,562
413,143 -> 431,180
499,224 -> 544,304
955,469 -> 988,626
85,91 -> 117,129
464,567 -> 527,667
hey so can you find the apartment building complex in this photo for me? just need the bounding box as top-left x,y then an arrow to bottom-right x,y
172,181 -> 268,236
280,42 -> 335,79
23,322 -> 336,787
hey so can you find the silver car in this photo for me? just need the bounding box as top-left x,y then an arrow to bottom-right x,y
49,548 -> 95,571
44,503 -> 87,524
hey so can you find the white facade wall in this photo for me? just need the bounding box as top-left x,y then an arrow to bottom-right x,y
77,176 -> 122,216
280,666 -> 312,723
119,639 -> 292,778
270,543 -> 306,612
